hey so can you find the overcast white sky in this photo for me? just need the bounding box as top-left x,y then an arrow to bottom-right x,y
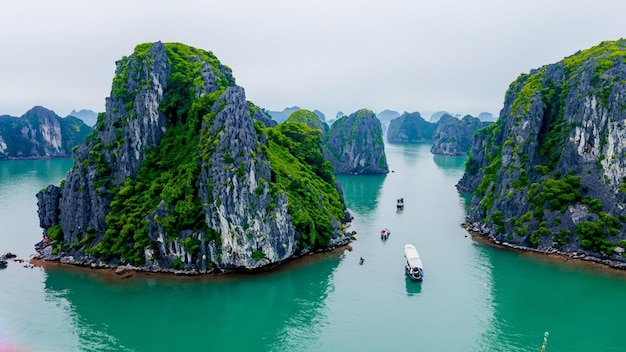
1,0 -> 625,120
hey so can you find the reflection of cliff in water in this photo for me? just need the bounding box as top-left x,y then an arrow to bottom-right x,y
475,242 -> 626,351
433,154 -> 466,172
399,143 -> 426,166
336,174 -> 385,215
0,158 -> 74,181
43,254 -> 341,351
433,154 -> 468,212
458,191 -> 473,213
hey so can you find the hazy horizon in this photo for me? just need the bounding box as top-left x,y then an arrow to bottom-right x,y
2,1 -> 625,120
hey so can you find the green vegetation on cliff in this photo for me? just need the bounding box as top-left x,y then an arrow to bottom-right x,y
322,109 -> 388,174
91,43 -> 232,264
287,109 -> 329,133
386,111 -> 436,143
460,38 -> 626,256
260,120 -> 343,249
81,42 -> 346,265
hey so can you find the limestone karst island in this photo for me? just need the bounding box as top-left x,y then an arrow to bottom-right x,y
35,42 -> 357,274
458,39 -> 626,269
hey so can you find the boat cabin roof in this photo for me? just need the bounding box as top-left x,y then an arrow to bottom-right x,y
404,244 -> 423,268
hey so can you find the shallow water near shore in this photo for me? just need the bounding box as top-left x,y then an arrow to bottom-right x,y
2,145 -> 626,351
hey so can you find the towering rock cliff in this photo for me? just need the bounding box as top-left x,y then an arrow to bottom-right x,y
431,114 -> 489,156
386,111 -> 436,143
322,109 -> 388,174
457,39 -> 626,261
36,42 -> 351,272
0,106 -> 92,159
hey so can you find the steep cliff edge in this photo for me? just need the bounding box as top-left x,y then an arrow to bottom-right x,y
0,106 -> 92,159
322,109 -> 388,174
386,111 -> 436,143
36,42 -> 351,273
457,39 -> 626,264
431,114 -> 490,156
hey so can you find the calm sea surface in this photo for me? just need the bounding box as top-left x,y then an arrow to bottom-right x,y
1,144 -> 626,351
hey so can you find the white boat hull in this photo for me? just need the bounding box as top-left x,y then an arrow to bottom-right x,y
404,244 -> 423,281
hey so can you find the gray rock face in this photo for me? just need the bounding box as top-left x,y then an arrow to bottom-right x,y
0,106 -> 92,159
386,112 -> 436,143
431,114 -> 489,156
46,42 -> 172,248
457,39 -> 626,260
36,42 -> 350,273
36,185 -> 62,229
322,109 -> 388,174
21,107 -> 62,156
109,41 -> 170,183
198,86 -> 297,269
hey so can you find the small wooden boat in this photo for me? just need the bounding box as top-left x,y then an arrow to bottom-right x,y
404,244 -> 423,281
380,228 -> 390,240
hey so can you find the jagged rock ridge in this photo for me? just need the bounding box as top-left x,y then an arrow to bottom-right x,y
431,114 -> 490,156
384,111 -> 484,156
457,39 -> 626,262
36,42 -> 351,273
322,109 -> 388,174
0,106 -> 92,159
386,111 -> 436,143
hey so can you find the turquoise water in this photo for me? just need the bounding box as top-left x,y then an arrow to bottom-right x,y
1,145 -> 626,351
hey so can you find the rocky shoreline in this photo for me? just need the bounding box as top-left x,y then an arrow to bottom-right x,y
29,231 -> 356,280
0,252 -> 32,269
23,222 -> 626,279
0,252 -> 14,268
463,222 -> 626,273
